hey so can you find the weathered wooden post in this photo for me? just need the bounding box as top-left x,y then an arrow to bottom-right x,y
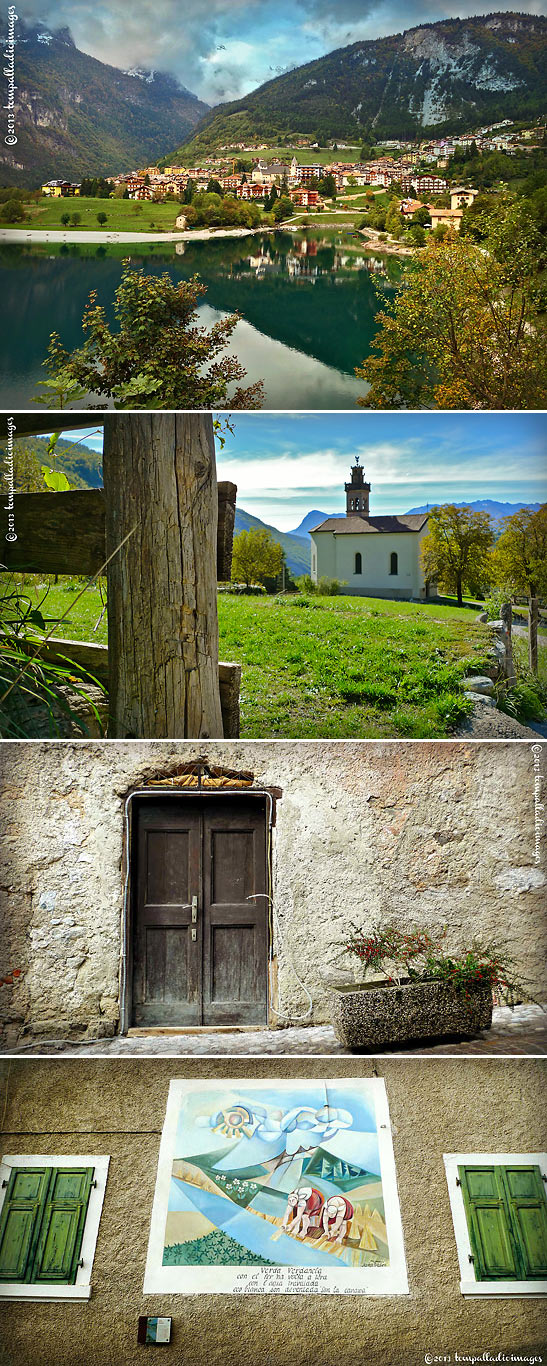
529,597 -> 539,675
500,599 -> 515,684
102,413 -> 223,738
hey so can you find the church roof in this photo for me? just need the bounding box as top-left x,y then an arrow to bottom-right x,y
311,514 -> 429,534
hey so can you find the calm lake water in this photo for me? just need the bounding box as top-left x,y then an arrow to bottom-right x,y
0,230 -> 403,409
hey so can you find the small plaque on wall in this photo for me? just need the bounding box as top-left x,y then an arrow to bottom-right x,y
138,1316 -> 172,1345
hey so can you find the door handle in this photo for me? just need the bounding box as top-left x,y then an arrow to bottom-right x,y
191,895 -> 198,941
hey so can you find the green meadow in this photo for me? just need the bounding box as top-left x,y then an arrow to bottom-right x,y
17,196 -> 182,232
26,580 -> 495,739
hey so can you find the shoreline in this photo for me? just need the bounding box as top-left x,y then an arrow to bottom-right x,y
0,224 -> 277,244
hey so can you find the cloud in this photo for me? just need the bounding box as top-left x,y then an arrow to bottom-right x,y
18,0 -> 543,104
218,440 -> 543,499
18,0 -> 265,101
251,1103 -> 355,1154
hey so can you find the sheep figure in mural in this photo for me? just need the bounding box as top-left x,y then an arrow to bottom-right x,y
321,1195 -> 354,1245
281,1186 -> 324,1239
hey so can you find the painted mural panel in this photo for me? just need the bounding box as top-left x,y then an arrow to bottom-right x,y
144,1079 -> 408,1294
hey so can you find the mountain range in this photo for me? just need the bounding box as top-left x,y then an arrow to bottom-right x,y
407,498 -> 543,518
1,23 -> 208,187
174,13 -> 547,160
4,14 -> 545,189
234,507 -> 311,576
290,500 -> 543,542
13,436 -> 103,490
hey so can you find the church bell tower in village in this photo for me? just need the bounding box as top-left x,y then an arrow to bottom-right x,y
345,456 -> 370,517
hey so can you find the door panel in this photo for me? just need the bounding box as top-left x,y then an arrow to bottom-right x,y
203,799 -> 268,1025
131,797 -> 268,1027
132,804 -> 201,1026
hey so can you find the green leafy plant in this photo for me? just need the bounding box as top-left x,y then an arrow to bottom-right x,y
496,674 -> 547,723
0,576 -> 105,738
40,466 -> 70,491
36,263 -> 264,410
343,921 -> 534,1004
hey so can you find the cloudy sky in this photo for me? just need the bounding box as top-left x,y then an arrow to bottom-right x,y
63,412 -> 546,530
19,0 -> 546,104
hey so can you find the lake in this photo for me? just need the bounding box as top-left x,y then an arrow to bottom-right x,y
0,230 -> 403,410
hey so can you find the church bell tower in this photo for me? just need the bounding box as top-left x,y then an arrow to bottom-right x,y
345,456 -> 370,517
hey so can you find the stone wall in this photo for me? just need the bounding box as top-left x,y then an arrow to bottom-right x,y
0,741 -> 545,1043
0,1056 -> 545,1366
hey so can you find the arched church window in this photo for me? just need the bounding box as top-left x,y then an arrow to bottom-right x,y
390,552 -> 398,575
355,498 -> 360,510
355,552 -> 362,575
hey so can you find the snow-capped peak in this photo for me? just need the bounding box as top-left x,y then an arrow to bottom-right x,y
124,67 -> 156,84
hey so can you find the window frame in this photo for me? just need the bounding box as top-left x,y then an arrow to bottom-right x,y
444,1153 -> 547,1298
0,1155 -> 110,1301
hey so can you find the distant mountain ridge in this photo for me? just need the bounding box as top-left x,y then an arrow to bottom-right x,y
1,22 -> 208,187
289,511 -> 344,539
290,498 -> 544,543
407,499 -> 543,517
174,12 -> 547,160
13,436 -> 103,490
234,507 -> 311,576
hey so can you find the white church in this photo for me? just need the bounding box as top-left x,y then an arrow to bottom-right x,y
310,459 -> 433,600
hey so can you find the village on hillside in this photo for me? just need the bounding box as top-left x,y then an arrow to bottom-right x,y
38,119 -> 544,235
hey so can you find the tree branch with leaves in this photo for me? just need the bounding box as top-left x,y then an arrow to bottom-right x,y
356,199 -> 547,409
36,264 -> 264,411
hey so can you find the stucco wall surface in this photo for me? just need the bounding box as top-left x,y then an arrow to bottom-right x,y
0,1056 -> 545,1366
0,740 -> 545,1042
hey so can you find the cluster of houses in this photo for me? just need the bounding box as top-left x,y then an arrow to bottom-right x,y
218,118 -> 542,162
40,179 -> 81,197
107,156 -> 450,203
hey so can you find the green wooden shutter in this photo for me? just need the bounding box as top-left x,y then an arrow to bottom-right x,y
0,1166 -> 94,1285
501,1166 -> 547,1280
0,1168 -> 51,1282
458,1165 -> 519,1280
32,1168 -> 94,1285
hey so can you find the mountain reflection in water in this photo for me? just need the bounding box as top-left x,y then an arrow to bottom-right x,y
0,230 -> 402,409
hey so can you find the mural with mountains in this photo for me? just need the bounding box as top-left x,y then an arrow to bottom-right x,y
161,1082 -> 388,1273
175,12 -> 547,159
1,23 -> 208,187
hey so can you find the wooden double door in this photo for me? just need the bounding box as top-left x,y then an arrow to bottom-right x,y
131,795 -> 268,1027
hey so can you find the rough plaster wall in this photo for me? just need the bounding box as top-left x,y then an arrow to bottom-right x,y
0,741 -> 545,1041
0,1056 -> 545,1366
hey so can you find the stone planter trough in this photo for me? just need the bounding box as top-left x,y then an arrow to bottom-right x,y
328,977 -> 493,1051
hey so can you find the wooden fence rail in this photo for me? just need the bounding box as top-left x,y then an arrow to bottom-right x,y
1,484 -> 237,582
10,635 -> 241,738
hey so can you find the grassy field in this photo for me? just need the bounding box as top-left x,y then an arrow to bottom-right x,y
291,211 -> 364,225
17,197 -> 182,232
234,146 -> 362,165
24,579 -> 497,738
216,594 -> 493,737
